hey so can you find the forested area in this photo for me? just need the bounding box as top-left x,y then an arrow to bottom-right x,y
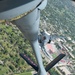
0,23 -> 36,75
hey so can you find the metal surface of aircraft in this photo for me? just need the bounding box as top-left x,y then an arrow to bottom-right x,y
0,0 -> 66,75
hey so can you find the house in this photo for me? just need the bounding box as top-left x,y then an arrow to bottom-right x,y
0,60 -> 4,65
45,43 -> 56,53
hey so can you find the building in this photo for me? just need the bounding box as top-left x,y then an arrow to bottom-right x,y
45,43 -> 56,54
0,60 -> 4,65
59,66 -> 71,75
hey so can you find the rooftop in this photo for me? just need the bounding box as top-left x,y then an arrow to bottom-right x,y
59,66 -> 71,75
45,43 -> 56,53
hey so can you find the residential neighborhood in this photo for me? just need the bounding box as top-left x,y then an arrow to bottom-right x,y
41,35 -> 75,75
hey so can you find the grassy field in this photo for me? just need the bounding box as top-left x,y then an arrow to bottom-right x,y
0,66 -> 9,75
15,72 -> 32,75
